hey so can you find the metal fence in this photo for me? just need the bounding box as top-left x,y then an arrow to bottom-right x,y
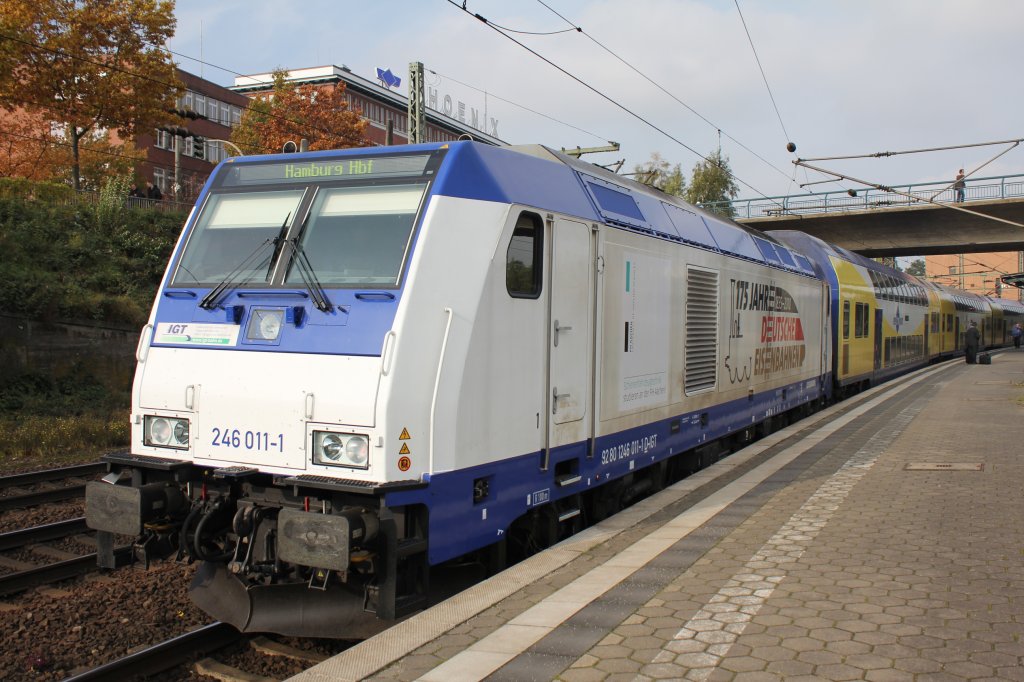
704,173 -> 1024,220
12,188 -> 193,214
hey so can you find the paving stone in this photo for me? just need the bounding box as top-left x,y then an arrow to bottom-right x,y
342,361 -> 1024,682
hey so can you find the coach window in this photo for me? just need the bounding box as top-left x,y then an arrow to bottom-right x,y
842,300 -> 850,339
855,302 -> 868,338
507,212 -> 543,298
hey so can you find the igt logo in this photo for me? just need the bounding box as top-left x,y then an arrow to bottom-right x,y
167,324 -> 189,334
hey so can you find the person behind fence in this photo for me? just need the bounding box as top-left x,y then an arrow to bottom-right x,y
128,182 -> 144,200
1013,322 -> 1022,350
965,320 -> 981,363
954,169 -> 966,203
145,181 -> 163,202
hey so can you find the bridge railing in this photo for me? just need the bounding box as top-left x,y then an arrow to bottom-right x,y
706,173 -> 1024,220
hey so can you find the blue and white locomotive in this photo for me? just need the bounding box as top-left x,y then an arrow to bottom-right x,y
88,141 -> 859,636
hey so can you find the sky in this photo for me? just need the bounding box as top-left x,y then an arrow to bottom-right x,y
168,0 -> 1024,202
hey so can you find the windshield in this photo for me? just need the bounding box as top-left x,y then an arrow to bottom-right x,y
284,184 -> 427,286
172,190 -> 305,286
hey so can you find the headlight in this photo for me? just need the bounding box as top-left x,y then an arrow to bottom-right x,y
313,431 -> 370,469
246,308 -> 285,342
144,415 -> 190,449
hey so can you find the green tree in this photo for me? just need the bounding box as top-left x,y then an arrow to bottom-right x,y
632,152 -> 685,197
231,69 -> 369,154
0,0 -> 179,190
685,148 -> 740,217
905,259 -> 926,277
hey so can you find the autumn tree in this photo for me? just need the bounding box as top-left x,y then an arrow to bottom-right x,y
0,108 -> 140,187
685,148 -> 740,217
0,0 -> 179,190
631,152 -> 685,198
0,108 -> 61,180
231,70 -> 370,154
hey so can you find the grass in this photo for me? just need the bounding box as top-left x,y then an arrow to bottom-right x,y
0,413 -> 129,472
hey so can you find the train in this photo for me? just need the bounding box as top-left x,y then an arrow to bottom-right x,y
85,141 -> 1023,637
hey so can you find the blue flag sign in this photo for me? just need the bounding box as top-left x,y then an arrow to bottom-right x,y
376,68 -> 401,89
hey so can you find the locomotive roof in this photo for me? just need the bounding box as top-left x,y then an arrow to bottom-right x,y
434,142 -> 818,278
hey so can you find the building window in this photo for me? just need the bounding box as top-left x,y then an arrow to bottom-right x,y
195,94 -> 206,117
154,129 -> 171,150
153,167 -> 167,193
231,106 -> 242,126
207,140 -> 221,164
507,212 -> 543,298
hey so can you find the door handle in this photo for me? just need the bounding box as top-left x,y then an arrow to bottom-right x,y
552,386 -> 570,414
553,319 -> 573,347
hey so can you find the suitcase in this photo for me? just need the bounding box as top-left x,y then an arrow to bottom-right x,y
979,353 -> 992,365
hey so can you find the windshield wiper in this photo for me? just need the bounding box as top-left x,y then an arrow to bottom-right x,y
284,238 -> 333,312
199,213 -> 291,310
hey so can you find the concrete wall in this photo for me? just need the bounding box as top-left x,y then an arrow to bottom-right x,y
0,313 -> 138,390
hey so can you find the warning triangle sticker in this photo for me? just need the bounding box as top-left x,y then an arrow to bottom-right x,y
399,428 -> 411,440
399,443 -> 411,455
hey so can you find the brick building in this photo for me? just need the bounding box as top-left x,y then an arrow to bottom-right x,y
925,252 -> 1024,300
230,65 -> 504,148
133,69 -> 250,201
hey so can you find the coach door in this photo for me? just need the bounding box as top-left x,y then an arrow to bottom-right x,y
873,309 -> 883,370
545,217 -> 595,463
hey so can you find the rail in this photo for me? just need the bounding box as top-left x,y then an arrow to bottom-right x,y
63,622 -> 242,682
704,173 -> 1024,220
0,546 -> 133,597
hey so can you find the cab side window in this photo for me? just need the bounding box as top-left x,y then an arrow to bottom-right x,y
506,212 -> 543,298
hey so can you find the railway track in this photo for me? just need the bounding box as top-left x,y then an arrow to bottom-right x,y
0,462 -> 105,511
64,622 -> 243,681
0,517 -> 132,596
63,622 -> 337,682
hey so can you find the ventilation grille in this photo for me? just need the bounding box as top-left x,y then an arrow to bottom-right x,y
685,267 -> 719,393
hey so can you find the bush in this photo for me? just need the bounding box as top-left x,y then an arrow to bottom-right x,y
0,179 -> 187,465
0,183 -> 186,327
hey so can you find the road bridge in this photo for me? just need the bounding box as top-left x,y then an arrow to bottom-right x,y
710,173 -> 1024,257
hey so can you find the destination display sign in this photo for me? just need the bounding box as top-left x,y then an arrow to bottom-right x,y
220,154 -> 433,187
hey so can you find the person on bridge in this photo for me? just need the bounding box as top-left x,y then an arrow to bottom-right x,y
954,169 -> 966,202
965,320 -> 981,363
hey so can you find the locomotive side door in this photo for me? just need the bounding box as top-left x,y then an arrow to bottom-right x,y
545,216 -> 596,461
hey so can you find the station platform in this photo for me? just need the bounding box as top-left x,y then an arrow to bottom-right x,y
292,351 -> 1024,682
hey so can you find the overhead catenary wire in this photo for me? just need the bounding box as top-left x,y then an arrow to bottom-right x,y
798,138 -> 1024,163
733,0 -> 792,146
926,141 -> 1020,201
0,127 -> 198,184
534,0 -> 804,192
427,69 -> 608,143
444,0 -> 780,206
167,40 -> 617,155
0,31 -> 356,152
793,158 -> 1024,230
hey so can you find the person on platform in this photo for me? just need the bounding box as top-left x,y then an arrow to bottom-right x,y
1013,322 -> 1022,350
965,320 -> 981,363
954,169 -> 966,203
